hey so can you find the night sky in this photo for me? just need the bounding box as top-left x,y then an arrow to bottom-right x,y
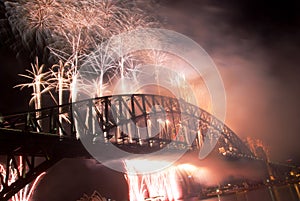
0,0 -> 300,199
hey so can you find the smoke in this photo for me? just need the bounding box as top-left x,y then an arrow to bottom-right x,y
122,152 -> 268,201
156,0 -> 300,164
178,152 -> 268,187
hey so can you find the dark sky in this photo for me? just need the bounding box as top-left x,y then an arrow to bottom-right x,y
33,159 -> 128,201
0,0 -> 300,183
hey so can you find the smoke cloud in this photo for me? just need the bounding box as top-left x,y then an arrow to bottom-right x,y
156,0 -> 300,164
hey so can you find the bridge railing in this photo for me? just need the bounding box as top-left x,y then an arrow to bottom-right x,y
0,94 -> 255,157
0,103 -> 75,136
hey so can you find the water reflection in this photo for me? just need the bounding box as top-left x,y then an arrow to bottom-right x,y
201,184 -> 300,201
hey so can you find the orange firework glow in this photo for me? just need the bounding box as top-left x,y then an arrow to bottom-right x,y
124,160 -> 206,201
246,137 -> 270,160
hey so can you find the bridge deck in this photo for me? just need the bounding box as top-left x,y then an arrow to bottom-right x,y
0,128 -> 88,158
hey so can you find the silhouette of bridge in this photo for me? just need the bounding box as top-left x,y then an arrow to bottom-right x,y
0,94 -> 256,200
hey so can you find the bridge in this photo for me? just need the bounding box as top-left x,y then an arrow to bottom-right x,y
0,94 -> 255,200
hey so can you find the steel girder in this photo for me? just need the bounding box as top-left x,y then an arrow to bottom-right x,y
0,94 -> 254,156
0,94 -> 255,200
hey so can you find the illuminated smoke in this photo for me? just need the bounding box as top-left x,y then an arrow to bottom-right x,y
0,157 -> 45,201
246,137 -> 270,160
123,160 -> 209,201
124,159 -> 181,201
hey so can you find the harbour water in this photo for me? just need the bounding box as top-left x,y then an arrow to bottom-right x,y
201,184 -> 300,201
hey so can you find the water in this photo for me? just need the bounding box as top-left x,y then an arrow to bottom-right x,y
201,184 -> 300,201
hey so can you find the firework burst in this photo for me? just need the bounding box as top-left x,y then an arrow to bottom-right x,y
14,57 -> 51,128
14,58 -> 50,108
124,160 -> 203,201
3,0 -> 160,63
0,157 -> 45,201
124,159 -> 181,201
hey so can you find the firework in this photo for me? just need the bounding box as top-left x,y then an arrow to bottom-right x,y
79,42 -> 116,98
9,0 -> 162,113
124,159 -> 181,201
0,157 -> 45,201
124,160 -> 205,201
14,58 -> 50,109
14,58 -> 51,130
3,0 -> 160,63
48,60 -> 73,135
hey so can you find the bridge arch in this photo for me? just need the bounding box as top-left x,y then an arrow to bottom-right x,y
0,94 -> 255,200
1,94 -> 254,158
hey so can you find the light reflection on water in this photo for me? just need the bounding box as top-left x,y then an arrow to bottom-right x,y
201,184 -> 300,201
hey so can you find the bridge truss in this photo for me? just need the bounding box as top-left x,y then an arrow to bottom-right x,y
0,94 -> 254,200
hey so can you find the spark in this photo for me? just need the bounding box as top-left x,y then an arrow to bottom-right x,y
14,58 -> 51,130
114,53 -> 142,94
167,73 -> 193,103
14,58 -> 50,109
73,42 -> 117,138
10,0 -> 162,110
124,159 -> 181,201
147,50 -> 169,96
124,160 -> 204,201
49,61 -> 70,104
3,0 -> 160,62
79,42 -> 116,98
0,157 -> 45,201
49,60 -> 73,135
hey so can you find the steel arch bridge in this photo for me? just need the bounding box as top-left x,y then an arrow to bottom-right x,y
0,94 -> 254,200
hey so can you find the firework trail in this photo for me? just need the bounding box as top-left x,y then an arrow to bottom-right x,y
49,61 -> 70,104
79,42 -> 116,98
124,160 -> 203,201
48,60 -> 73,135
8,0 -> 163,141
2,1 -> 206,200
2,0 -> 160,63
124,159 -> 181,201
0,157 -> 45,201
7,0 -> 161,109
14,58 -> 50,109
9,0 -> 161,137
14,58 -> 51,130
